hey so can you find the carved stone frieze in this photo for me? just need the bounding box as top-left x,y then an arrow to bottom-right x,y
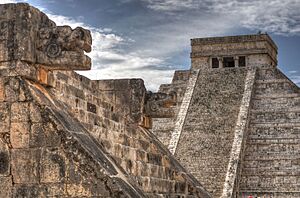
0,3 -> 92,70
144,91 -> 176,118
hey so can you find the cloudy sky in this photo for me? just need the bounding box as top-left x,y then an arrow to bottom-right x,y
2,0 -> 300,90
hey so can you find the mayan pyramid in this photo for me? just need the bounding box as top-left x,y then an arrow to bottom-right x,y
152,34 -> 300,198
0,3 -> 299,198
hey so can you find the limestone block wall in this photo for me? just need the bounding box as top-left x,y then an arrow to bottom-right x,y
40,70 -> 210,197
0,62 -> 211,197
238,67 -> 300,198
0,62 -> 147,197
174,68 -> 248,197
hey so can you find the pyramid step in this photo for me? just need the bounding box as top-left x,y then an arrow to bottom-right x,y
250,123 -> 300,127
246,138 -> 300,145
255,79 -> 290,84
241,168 -> 300,176
248,125 -> 300,139
254,93 -> 300,99
252,97 -> 300,110
254,81 -> 299,96
243,153 -> 300,161
238,191 -> 300,198
250,110 -> 300,123
244,142 -> 300,153
242,159 -> 300,169
251,109 -> 300,113
256,67 -> 288,80
239,176 -> 300,190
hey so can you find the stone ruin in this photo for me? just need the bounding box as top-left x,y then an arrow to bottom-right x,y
0,3 -> 299,198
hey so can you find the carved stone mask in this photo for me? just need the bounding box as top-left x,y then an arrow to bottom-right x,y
0,3 -> 92,70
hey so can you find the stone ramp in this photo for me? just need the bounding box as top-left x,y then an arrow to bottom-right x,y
239,67 -> 300,198
174,68 -> 249,197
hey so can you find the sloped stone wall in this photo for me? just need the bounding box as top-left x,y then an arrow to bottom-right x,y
238,67 -> 300,198
0,69 -> 143,197
41,70 -> 210,197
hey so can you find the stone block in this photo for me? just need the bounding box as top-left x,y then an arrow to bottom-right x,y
37,67 -> 48,85
11,102 -> 29,122
11,149 -> 40,184
10,122 -> 30,148
29,103 -> 42,123
0,141 -> 10,176
41,121 -> 61,148
40,148 -> 66,183
0,78 -> 5,102
13,184 -> 64,197
0,176 -> 12,198
12,184 -> 39,197
0,103 -> 10,133
4,78 -> 20,102
0,146 -> 10,177
30,123 -> 45,147
66,183 -> 92,197
147,153 -> 162,166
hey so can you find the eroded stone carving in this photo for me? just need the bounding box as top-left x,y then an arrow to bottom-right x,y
144,91 -> 176,118
0,3 -> 92,70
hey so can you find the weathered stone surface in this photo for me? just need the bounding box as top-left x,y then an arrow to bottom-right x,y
151,70 -> 190,146
0,3 -> 91,70
44,69 -> 210,197
40,148 -> 66,183
191,34 -> 278,70
0,77 -> 5,102
11,149 -> 40,183
11,102 -> 29,122
10,122 -> 30,148
0,102 -> 10,133
0,176 -> 12,197
0,139 -> 10,176
173,68 -> 248,197
239,67 -> 300,197
145,91 -> 176,118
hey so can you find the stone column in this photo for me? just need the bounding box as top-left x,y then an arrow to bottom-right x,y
218,57 -> 223,68
234,56 -> 239,67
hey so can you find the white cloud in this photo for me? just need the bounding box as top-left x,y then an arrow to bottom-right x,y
0,0 -> 23,3
141,0 -> 196,11
46,12 -> 173,91
290,75 -> 300,86
289,70 -> 298,74
288,70 -> 300,86
141,0 -> 300,36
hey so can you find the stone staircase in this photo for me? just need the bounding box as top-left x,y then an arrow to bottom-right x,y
151,70 -> 190,147
169,69 -> 200,154
174,68 -> 248,197
239,67 -> 300,198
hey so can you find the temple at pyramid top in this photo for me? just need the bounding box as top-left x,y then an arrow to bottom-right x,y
190,33 -> 278,70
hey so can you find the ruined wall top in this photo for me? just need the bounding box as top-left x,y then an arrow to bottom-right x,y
0,3 -> 92,70
191,34 -> 278,70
